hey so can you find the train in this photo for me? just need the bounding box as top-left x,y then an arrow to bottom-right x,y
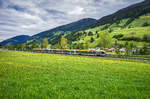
32,49 -> 106,56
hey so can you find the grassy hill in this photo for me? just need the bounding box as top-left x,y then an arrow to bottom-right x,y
68,13 -> 150,48
0,50 -> 150,98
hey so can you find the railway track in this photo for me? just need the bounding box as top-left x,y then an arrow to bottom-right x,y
3,49 -> 150,61
26,50 -> 150,61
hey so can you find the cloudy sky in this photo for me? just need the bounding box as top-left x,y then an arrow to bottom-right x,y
0,0 -> 144,42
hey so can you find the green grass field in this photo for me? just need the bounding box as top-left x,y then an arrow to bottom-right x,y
0,50 -> 150,98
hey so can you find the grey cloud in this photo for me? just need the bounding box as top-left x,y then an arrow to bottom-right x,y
7,5 -> 26,12
46,9 -> 65,15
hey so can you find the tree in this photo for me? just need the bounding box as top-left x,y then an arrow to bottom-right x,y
113,34 -> 124,40
130,42 -> 134,49
21,44 -> 26,50
31,43 -> 39,49
78,43 -> 84,49
97,34 -> 100,38
115,48 -> 120,56
51,43 -> 61,49
138,44 -> 148,55
143,34 -> 150,42
73,42 -> 84,49
16,44 -> 22,50
0,44 -> 2,48
118,44 -> 124,48
139,48 -> 144,55
84,36 -> 90,49
88,31 -> 93,36
114,40 -> 118,48
124,42 -> 129,47
60,36 -> 68,49
90,37 -> 94,43
7,44 -> 14,50
124,42 -> 132,56
96,31 -> 98,34
108,28 -> 113,33
142,22 -> 149,27
143,44 -> 148,55
42,39 -> 49,48
72,43 -> 77,49
83,31 -> 87,36
25,45 -> 32,51
76,43 -> 80,49
97,30 -> 113,48
130,42 -> 137,55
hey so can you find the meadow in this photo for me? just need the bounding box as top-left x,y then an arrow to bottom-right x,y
0,50 -> 150,99
82,14 -> 150,47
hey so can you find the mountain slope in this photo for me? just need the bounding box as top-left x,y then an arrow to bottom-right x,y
65,15 -> 150,49
88,0 -> 150,28
0,35 -> 30,45
26,18 -> 96,45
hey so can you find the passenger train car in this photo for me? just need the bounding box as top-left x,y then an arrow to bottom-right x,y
32,49 -> 106,57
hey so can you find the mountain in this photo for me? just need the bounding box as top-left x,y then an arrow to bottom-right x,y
88,0 -> 150,28
0,35 -> 30,46
26,18 -> 96,45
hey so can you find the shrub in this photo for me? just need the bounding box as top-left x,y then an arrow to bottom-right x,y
122,37 -> 141,42
90,37 -> 94,43
0,44 -> 2,48
142,22 -> 149,27
96,31 -> 98,34
101,25 -> 110,30
88,31 -> 93,36
143,34 -> 150,42
108,28 -> 113,33
113,34 -> 124,39
97,34 -> 100,38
